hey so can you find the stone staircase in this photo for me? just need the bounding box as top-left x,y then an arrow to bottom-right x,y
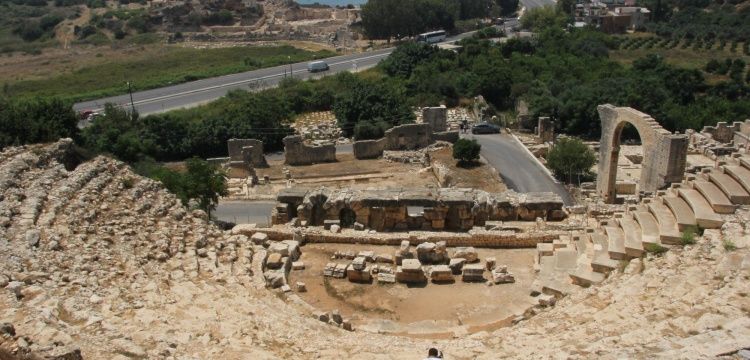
536,153 -> 750,296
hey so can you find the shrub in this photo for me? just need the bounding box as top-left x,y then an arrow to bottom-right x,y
353,121 -> 389,140
680,225 -> 698,245
722,239 -> 736,251
705,59 -> 720,73
40,14 -> 64,32
14,22 -> 44,42
202,10 -> 234,26
127,15 -> 151,33
645,243 -> 668,256
77,25 -> 97,39
452,138 -> 481,164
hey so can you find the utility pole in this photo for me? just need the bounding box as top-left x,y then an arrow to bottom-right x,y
127,81 -> 136,116
288,56 -> 292,78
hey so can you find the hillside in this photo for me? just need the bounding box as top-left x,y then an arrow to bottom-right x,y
0,0 -> 359,56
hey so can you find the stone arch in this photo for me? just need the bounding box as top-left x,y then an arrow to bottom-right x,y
305,192 -> 329,226
339,207 -> 357,228
596,104 -> 688,203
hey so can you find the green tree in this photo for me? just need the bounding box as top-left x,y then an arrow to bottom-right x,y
332,78 -> 415,137
546,137 -> 596,183
81,103 -> 150,162
452,138 -> 481,164
183,157 -> 228,219
520,6 -> 569,32
379,42 -> 441,78
353,121 -> 390,140
0,98 -> 79,149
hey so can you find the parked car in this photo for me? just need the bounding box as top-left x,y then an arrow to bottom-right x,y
471,122 -> 501,134
307,60 -> 329,73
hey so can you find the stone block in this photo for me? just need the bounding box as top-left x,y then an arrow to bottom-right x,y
486,257 -> 496,271
323,263 -> 336,277
431,219 -> 445,230
452,247 -> 479,263
538,294 -> 556,307
492,268 -> 515,284
430,265 -> 454,283
351,257 -> 366,271
250,232 -> 268,245
281,240 -> 301,261
375,254 -> 394,264
266,253 -> 283,270
462,264 -> 485,282
296,282 -> 307,292
357,251 -> 375,262
330,224 -> 341,233
292,261 -> 305,270
401,259 -> 422,272
395,268 -> 426,284
264,270 -> 285,288
315,312 -> 329,323
377,273 -> 396,284
268,242 -> 290,257
331,309 -> 343,324
347,265 -> 371,282
448,258 -> 466,274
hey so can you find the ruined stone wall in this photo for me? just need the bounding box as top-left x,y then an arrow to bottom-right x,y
422,106 -> 447,132
433,131 -> 459,143
283,135 -> 336,165
352,127 -> 457,160
353,138 -> 386,159
228,138 -> 268,167
383,124 -> 433,151
596,105 -> 688,203
537,117 -> 554,144
236,226 -> 564,248
699,121 -> 743,144
473,95 -> 490,122
271,187 -> 566,232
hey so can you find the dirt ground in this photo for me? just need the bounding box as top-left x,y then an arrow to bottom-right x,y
288,243 -> 537,336
227,148 -> 507,199
430,147 -> 507,193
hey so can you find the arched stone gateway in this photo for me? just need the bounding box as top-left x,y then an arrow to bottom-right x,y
597,104 -> 688,203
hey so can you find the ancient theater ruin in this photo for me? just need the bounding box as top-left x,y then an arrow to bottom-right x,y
1,103 -> 749,359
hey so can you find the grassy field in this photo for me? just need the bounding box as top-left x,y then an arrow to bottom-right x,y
7,45 -> 336,102
610,36 -> 749,82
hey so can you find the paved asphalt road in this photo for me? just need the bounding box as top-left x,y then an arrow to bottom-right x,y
73,32 -> 480,116
466,132 -> 574,205
520,0 -> 555,9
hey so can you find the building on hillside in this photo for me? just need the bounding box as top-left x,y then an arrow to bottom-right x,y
574,0 -> 651,34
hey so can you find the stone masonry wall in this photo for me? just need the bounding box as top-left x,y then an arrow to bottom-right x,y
283,135 -> 336,165
271,187 -> 566,232
422,106 -> 447,132
433,131 -> 459,143
235,226 -> 564,248
353,138 -> 386,159
383,123 -> 433,151
228,138 -> 267,167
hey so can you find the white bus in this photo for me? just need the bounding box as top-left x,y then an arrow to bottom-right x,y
416,30 -> 447,44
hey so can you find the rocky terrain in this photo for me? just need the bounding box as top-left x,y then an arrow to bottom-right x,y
1,139 -> 749,359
